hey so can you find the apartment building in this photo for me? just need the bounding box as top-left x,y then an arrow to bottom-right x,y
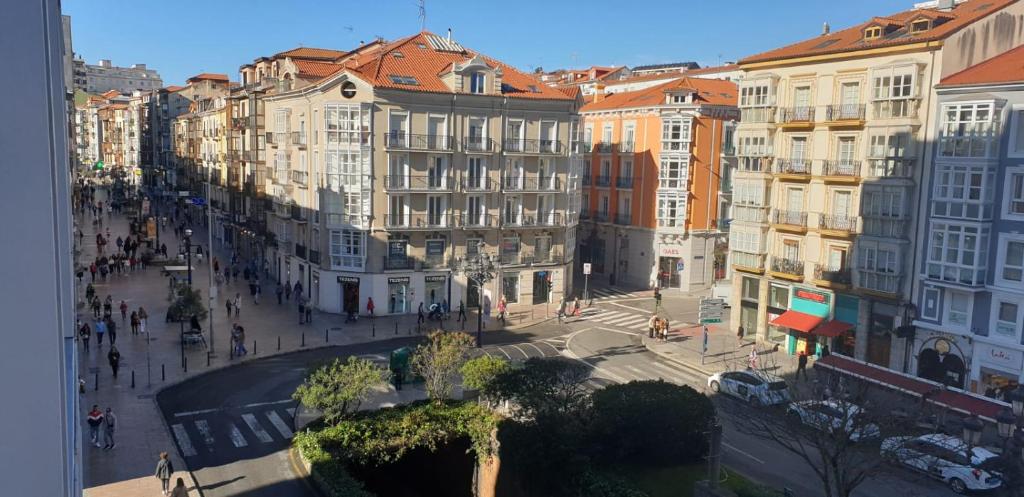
171,74 -> 233,202
578,77 -> 737,290
729,0 -> 1024,367
910,46 -> 1024,396
73,58 -> 163,94
258,31 -> 581,316
630,62 -> 701,77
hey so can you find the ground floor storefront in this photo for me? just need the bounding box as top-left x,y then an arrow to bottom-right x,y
577,223 -> 717,291
909,328 -> 1024,401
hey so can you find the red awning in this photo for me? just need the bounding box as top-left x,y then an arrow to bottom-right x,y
769,310 -> 823,333
815,354 -> 1008,422
813,320 -> 854,338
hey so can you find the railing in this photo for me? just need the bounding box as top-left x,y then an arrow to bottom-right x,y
822,159 -> 861,178
814,264 -> 851,285
738,157 -> 770,173
825,104 -> 865,121
383,255 -> 417,271
571,141 -> 592,154
463,136 -> 495,152
866,158 -> 914,178
504,138 -> 562,154
385,133 -> 454,151
819,214 -> 858,233
500,252 -> 522,265
461,177 -> 494,191
773,159 -> 812,176
594,211 -> 610,223
385,175 -> 452,190
501,176 -> 561,191
455,213 -> 494,228
309,250 -> 320,265
595,175 -> 611,187
614,213 -> 632,225
616,176 -> 634,188
871,99 -> 920,120
780,106 -> 815,123
771,209 -> 807,227
619,142 -> 635,153
385,214 -> 449,229
295,244 -> 307,259
325,213 -> 370,227
596,142 -> 615,153
856,270 -> 902,294
771,257 -> 804,277
500,212 -> 564,227
582,176 -> 592,186
291,131 -> 307,147
732,205 -> 768,224
290,204 -> 305,221
861,216 -> 908,238
291,170 -> 308,186
732,251 -> 766,270
739,107 -> 776,123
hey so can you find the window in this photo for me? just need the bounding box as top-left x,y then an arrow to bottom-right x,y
662,119 -> 691,151
742,276 -> 759,300
921,287 -> 940,320
739,84 -> 770,107
994,300 -> 1021,341
926,222 -> 989,286
1010,109 -> 1024,157
864,26 -> 881,40
657,192 -> 686,228
1004,169 -> 1024,218
470,72 -> 486,94
466,237 -> 482,258
858,245 -> 898,273
939,102 -> 998,158
729,228 -> 764,254
601,124 -> 613,145
932,163 -> 995,220
862,188 -> 904,217
502,273 -> 520,303
506,119 -> 524,149
329,229 -> 365,270
946,291 -> 970,329
621,160 -> 633,180
1000,238 -> 1024,284
659,157 -> 688,189
622,124 -> 635,152
388,74 -> 418,85
872,70 -> 914,100
769,284 -> 789,309
910,19 -> 930,33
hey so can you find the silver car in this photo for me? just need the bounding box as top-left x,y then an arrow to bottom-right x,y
707,370 -> 790,406
880,433 -> 1001,494
786,400 -> 881,441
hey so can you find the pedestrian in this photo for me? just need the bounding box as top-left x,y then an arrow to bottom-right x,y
91,296 -> 101,318
392,365 -> 404,391
79,321 -> 91,351
225,298 -> 233,317
749,347 -> 759,371
223,266 -> 231,284
89,262 -> 97,282
169,477 -> 189,497
417,302 -> 425,325
497,297 -> 507,324
155,452 -> 174,496
662,317 -> 671,341
276,283 -> 283,305
233,293 -> 241,318
138,307 -> 148,334
820,344 -> 831,358
305,298 -> 312,324
298,297 -> 305,324
254,283 -> 261,305
572,296 -> 581,317
86,405 -> 104,448
94,318 -> 106,347
366,297 -> 375,318
556,297 -> 567,324
161,243 -> 168,258
103,295 -> 113,318
648,314 -> 658,339
119,300 -> 128,323
233,325 -> 247,356
106,316 -> 117,345
796,350 -> 809,381
102,407 -> 117,450
213,257 -> 219,274
736,326 -> 745,348
107,345 -> 121,378
243,267 -> 250,282
130,311 -> 140,335
457,300 -> 466,325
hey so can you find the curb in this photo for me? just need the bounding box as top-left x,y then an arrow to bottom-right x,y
640,334 -> 714,378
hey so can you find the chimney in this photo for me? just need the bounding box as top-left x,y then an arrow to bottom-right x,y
936,0 -> 956,11
822,22 -> 830,35
447,28 -> 452,42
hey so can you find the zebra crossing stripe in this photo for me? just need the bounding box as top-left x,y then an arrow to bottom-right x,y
241,413 -> 273,443
606,315 -> 645,326
194,420 -> 215,449
589,311 -> 628,322
171,424 -> 197,457
227,423 -> 248,448
631,322 -> 651,330
266,411 -> 294,439
285,407 -> 296,418
623,364 -> 652,380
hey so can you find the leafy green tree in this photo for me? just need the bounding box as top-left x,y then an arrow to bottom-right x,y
460,356 -> 511,394
167,284 -> 207,322
486,357 -> 591,419
292,356 -> 388,424
589,380 -> 715,465
411,331 -> 476,402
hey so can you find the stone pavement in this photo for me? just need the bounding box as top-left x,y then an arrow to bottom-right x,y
74,187 -> 527,497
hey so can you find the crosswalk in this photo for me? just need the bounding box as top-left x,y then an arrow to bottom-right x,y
170,405 -> 297,458
590,287 -> 646,302
575,308 -> 652,331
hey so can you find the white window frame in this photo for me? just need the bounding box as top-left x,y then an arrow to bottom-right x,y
470,72 -> 486,94
990,294 -> 1023,344
659,156 -> 688,189
926,221 -> 989,286
943,290 -> 972,332
1002,166 -> 1024,221
921,287 -> 940,320
501,272 -> 520,304
939,101 -> 999,159
661,118 -> 691,152
329,229 -> 365,270
1009,106 -> 1024,159
995,233 -> 1024,288
656,191 -> 687,228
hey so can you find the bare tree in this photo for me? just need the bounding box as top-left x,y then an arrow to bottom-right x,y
411,330 -> 475,402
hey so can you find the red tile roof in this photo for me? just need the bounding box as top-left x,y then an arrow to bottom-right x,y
274,47 -> 347,61
342,32 -> 573,101
187,73 -> 230,83
940,43 -> 1024,86
163,85 -> 186,93
740,0 -> 1016,65
580,76 -> 737,112
293,60 -> 344,80
101,90 -> 122,99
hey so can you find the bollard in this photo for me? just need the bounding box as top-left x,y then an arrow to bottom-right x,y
253,340 -> 256,355
278,336 -> 281,350
207,351 -> 211,367
325,328 -> 329,343
301,332 -> 305,347
131,370 -> 135,389
94,372 -> 98,391
161,363 -> 165,381
372,322 -> 375,337
184,356 -> 188,373
395,321 -> 398,335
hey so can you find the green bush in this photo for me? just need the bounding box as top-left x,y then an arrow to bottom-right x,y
460,355 -> 510,393
167,285 -> 207,322
293,356 -> 388,424
486,357 -> 591,419
293,431 -> 375,497
575,469 -> 649,497
589,380 -> 715,466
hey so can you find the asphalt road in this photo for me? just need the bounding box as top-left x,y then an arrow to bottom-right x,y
156,290 -> 958,497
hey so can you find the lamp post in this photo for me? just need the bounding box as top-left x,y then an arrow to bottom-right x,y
461,242 -> 496,348
184,228 -> 193,287
962,414 -> 984,461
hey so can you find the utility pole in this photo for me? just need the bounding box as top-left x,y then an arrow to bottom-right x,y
207,166 -> 216,355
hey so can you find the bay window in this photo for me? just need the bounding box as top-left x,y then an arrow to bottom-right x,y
661,118 -> 691,152
932,163 -> 995,220
659,157 -> 688,189
657,192 -> 687,228
926,222 -> 988,286
330,229 -> 365,270
939,102 -> 998,158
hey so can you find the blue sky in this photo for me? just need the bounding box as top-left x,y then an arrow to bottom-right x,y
64,0 -> 914,86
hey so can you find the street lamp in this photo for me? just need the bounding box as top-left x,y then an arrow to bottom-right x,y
962,414 -> 984,461
184,228 -> 193,286
1010,385 -> 1024,418
461,242 -> 496,348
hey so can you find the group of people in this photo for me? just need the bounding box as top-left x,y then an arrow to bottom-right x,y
556,296 -> 583,323
85,404 -> 117,450
647,314 -> 672,341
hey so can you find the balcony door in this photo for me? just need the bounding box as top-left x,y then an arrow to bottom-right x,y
468,117 -> 486,143
507,119 -> 524,150
467,157 -> 486,189
782,240 -> 800,261
427,195 -> 446,227
790,137 -> 807,169
467,195 -> 485,226
388,112 -> 408,145
389,195 -> 408,226
388,153 -> 408,189
539,121 -> 556,152
506,158 -> 523,189
785,187 -> 804,213
793,86 -> 811,110
427,115 -> 447,148
428,155 -> 447,188
504,195 -> 521,224
538,159 -> 555,189
828,246 -> 848,271
537,194 -> 554,224
832,190 -> 852,218
837,137 -> 856,164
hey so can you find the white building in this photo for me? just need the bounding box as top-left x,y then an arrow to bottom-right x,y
75,58 -> 163,94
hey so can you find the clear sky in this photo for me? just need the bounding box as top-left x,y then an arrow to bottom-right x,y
64,0 -> 915,86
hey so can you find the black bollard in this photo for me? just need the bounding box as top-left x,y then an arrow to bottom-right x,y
325,328 -> 329,343
161,363 -> 165,381
395,321 -> 398,335
372,322 -> 375,337
301,332 -> 305,347
278,336 -> 281,350
184,356 -> 188,373
131,370 -> 135,389
94,372 -> 98,391
253,340 -> 256,355
207,351 -> 211,367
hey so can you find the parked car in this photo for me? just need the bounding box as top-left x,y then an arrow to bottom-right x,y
880,433 -> 1001,494
786,400 -> 881,441
707,370 -> 790,406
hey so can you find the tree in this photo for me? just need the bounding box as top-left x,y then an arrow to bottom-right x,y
292,356 -> 388,424
166,283 -> 207,322
486,357 -> 591,419
460,355 -> 511,396
411,331 -> 475,402
589,380 -> 714,465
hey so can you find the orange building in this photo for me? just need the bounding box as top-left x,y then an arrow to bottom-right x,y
578,77 -> 737,290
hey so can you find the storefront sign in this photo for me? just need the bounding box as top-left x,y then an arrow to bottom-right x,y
426,240 -> 445,256
425,275 -> 447,282
659,246 -> 682,257
388,277 -> 410,284
789,285 -> 831,319
978,343 -> 1024,371
794,289 -> 827,303
388,241 -> 407,257
337,276 -> 360,284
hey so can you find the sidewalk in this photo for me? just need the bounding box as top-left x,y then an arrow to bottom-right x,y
74,188 -> 521,497
642,322 -> 803,379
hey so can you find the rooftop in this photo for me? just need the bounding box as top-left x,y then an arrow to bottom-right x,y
632,61 -> 700,71
939,43 -> 1024,86
580,77 -> 737,112
186,73 -> 230,83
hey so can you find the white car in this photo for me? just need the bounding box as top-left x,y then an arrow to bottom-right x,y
707,370 -> 790,406
880,433 -> 1001,494
786,400 -> 880,441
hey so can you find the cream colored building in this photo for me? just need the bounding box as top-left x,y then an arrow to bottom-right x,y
730,0 -> 1024,370
256,32 -> 581,316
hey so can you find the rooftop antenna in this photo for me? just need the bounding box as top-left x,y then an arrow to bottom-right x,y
418,0 -> 426,31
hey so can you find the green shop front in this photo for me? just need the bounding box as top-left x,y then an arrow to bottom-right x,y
768,284 -> 859,357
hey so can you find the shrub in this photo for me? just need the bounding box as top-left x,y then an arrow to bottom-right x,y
486,357 -> 591,419
460,356 -> 510,393
411,331 -> 475,402
166,285 -> 207,322
292,356 -> 388,424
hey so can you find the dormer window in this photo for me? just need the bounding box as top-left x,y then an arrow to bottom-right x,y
910,19 -> 930,33
669,93 -> 689,104
864,26 -> 882,40
470,72 -> 486,94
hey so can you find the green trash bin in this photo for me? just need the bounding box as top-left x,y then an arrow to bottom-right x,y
389,347 -> 412,387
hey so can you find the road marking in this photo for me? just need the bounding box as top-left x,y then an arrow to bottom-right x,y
523,342 -> 547,357
173,407 -> 220,417
607,301 -> 653,313
227,423 -> 248,448
588,311 -> 628,322
723,441 -> 765,465
241,413 -> 274,443
624,364 -> 651,380
490,346 -> 512,360
266,411 -> 294,439
509,344 -> 530,359
194,420 -> 215,449
607,315 -> 646,327
171,424 -> 197,457
538,341 -> 562,354
596,327 -> 641,336
285,408 -> 295,418
173,398 -> 293,418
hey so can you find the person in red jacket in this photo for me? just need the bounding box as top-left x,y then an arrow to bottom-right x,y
86,405 -> 104,448
366,297 -> 375,318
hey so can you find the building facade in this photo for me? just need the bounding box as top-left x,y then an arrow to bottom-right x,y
911,45 -> 1024,397
257,32 -> 581,316
578,77 -> 737,290
74,58 -> 163,94
729,0 -> 1024,367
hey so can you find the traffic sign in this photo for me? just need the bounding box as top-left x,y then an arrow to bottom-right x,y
700,318 -> 723,324
191,197 -> 206,206
583,263 -> 591,275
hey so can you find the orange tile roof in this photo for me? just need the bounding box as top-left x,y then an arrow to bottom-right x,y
342,32 -> 573,101
740,0 -> 1016,65
101,90 -> 122,99
940,43 -> 1024,86
580,77 -> 737,112
187,73 -> 229,83
163,85 -> 186,92
293,60 -> 344,80
274,47 -> 347,61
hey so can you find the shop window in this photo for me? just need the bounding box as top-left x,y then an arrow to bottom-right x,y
742,276 -> 759,300
768,284 -> 789,309
502,273 -> 520,304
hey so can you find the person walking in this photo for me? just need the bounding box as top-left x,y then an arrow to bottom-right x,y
225,298 -> 233,318
79,320 -> 91,351
417,302 -> 425,326
233,293 -> 241,318
366,297 -> 375,318
89,262 -> 97,282
91,296 -> 101,318
94,318 -> 106,347
169,477 -> 189,497
304,297 -> 312,324
298,297 -> 305,325
748,347 -> 760,371
572,296 -> 581,317
102,407 -> 117,450
106,316 -> 117,345
556,297 -> 567,324
276,283 -> 283,305
796,350 -> 809,381
254,283 -> 261,305
284,281 -> 291,301
138,307 -> 148,334
107,345 -> 121,378
648,314 -> 658,339
497,297 -> 507,325
457,300 -> 466,325
130,311 -> 140,335
155,452 -> 174,496
86,405 -> 104,448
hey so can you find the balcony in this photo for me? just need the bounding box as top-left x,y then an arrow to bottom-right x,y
732,204 -> 768,224
595,175 -> 611,187
861,216 -> 908,239
455,213 -> 494,228
385,133 -> 454,151
463,136 -> 495,153
383,255 -> 417,271
779,107 -> 815,127
385,214 -> 449,230
385,175 -> 453,191
818,214 -> 858,236
771,209 -> 808,231
295,243 -> 307,259
504,138 -> 562,155
770,257 -> 805,280
822,159 -> 861,181
824,104 -> 865,125
616,176 -> 634,189
291,170 -> 309,187
619,142 -> 635,154
500,252 -> 522,265
291,131 -> 307,148
571,141 -> 592,154
594,211 -> 610,223
290,204 -> 307,222
866,158 -> 914,179
582,176 -> 592,187
738,156 -> 771,173
461,177 -> 494,191
856,270 -> 902,296
773,159 -> 812,179
871,99 -> 920,120
814,264 -> 852,288
501,212 -> 564,228
732,251 -> 766,274
596,142 -> 615,153
614,213 -> 632,225
740,107 -> 777,124
501,176 -> 561,192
